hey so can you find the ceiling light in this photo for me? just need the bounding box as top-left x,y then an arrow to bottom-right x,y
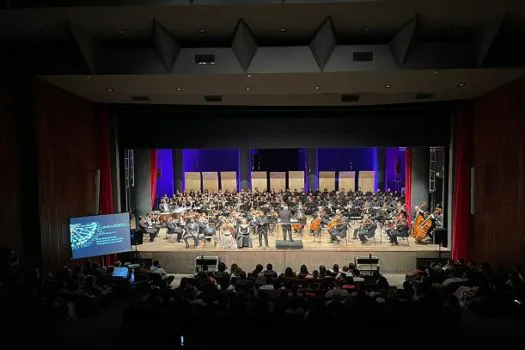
105,88 -> 113,92
176,87 -> 184,92
433,70 -> 439,75
361,26 -> 369,32
280,28 -> 287,32
247,74 -> 252,78
314,86 -> 320,91
457,82 -> 466,87
198,29 -> 205,34
116,29 -> 125,36
245,87 -> 251,92
384,84 -> 392,89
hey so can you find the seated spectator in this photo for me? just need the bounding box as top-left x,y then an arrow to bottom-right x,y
149,261 -> 167,276
298,265 -> 309,278
215,262 -> 229,279
252,264 -> 264,277
353,269 -> 364,283
259,278 -> 275,291
280,267 -> 296,278
262,263 -> 278,278
442,269 -> 466,287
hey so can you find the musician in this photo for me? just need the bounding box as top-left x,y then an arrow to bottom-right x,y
255,211 -> 269,248
138,216 -> 159,242
184,217 -> 200,248
237,218 -> 252,248
387,203 -> 409,245
279,205 -> 293,242
356,215 -> 378,244
159,197 -> 170,213
166,217 -> 183,242
328,213 -> 348,243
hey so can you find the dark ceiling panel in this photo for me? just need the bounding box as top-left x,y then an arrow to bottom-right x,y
117,108 -> 451,148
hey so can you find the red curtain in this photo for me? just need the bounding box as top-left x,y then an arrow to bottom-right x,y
97,107 -> 113,215
150,149 -> 158,207
404,148 -> 412,226
97,107 -> 116,266
452,108 -> 472,261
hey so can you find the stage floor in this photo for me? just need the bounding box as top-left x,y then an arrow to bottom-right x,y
139,228 -> 448,253
136,229 -> 450,274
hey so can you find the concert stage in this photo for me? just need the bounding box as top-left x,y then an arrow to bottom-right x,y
137,229 -> 450,274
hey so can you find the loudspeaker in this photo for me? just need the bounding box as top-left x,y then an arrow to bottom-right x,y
355,255 -> 380,275
275,240 -> 303,249
194,256 -> 219,274
434,228 -> 448,247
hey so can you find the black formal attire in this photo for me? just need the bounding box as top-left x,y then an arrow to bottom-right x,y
329,222 -> 348,243
279,209 -> 293,241
184,222 -> 200,248
388,223 -> 409,245
139,220 -> 159,242
256,215 -> 269,247
237,225 -> 252,248
358,223 -> 378,243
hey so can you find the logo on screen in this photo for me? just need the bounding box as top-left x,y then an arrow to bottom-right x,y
70,222 -> 101,250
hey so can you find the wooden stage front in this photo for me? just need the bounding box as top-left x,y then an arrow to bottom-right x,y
137,229 -> 450,274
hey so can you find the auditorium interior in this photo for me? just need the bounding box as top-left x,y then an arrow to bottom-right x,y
2,0 -> 525,343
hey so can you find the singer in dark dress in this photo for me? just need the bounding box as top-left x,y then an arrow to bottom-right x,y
279,206 -> 293,242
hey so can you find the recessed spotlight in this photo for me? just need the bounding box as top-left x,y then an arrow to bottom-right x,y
198,29 -> 205,34
314,86 -> 320,91
384,84 -> 392,89
116,29 -> 125,36
176,87 -> 184,92
105,88 -> 114,92
247,74 -> 252,78
457,82 -> 466,87
245,87 -> 251,92
280,28 -> 287,32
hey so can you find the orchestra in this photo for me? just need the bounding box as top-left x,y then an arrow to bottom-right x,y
137,188 -> 443,249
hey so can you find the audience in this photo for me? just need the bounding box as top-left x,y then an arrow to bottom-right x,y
2,247 -> 525,347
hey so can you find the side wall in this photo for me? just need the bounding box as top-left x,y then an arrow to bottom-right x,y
34,80 -> 99,271
472,78 -> 525,265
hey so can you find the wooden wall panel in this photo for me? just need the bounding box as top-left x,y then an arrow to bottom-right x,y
319,171 -> 336,191
0,75 -> 22,254
202,172 -> 219,193
338,171 -> 356,192
288,171 -> 304,191
185,172 -> 201,192
34,80 -> 99,272
220,171 -> 237,192
251,171 -> 267,191
270,172 -> 286,191
358,171 -> 376,192
472,77 -> 525,266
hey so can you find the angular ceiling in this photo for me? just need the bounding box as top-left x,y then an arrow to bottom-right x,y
2,0 -> 525,106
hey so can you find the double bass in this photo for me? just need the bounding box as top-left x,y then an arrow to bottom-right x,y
410,202 -> 426,237
414,208 -> 438,242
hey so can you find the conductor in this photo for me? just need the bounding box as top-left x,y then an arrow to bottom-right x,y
279,206 -> 294,242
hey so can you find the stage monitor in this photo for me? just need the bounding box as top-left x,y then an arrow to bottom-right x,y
69,212 -> 132,259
